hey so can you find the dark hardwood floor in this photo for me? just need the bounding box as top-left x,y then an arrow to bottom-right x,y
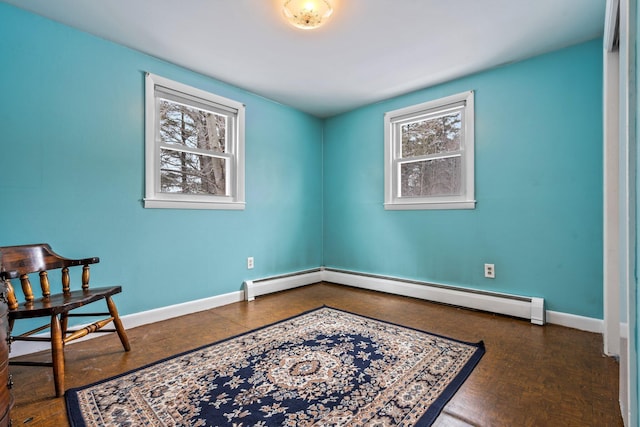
8,282 -> 622,426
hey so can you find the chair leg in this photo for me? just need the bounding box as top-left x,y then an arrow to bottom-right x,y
50,314 -> 65,397
106,297 -> 130,352
60,312 -> 69,338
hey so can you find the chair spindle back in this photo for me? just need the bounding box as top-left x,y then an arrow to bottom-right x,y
0,243 -> 98,310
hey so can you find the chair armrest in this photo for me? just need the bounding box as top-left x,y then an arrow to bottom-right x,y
63,257 -> 100,268
0,270 -> 18,280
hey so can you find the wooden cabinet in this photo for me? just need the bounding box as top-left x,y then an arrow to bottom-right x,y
0,283 -> 11,426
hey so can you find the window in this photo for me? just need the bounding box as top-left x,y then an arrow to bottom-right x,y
384,91 -> 475,210
144,73 -> 245,210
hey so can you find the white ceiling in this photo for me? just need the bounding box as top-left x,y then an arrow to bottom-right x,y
3,0 -> 605,118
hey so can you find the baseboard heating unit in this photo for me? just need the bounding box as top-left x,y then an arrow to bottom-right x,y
244,268 -> 324,302
244,267 -> 545,325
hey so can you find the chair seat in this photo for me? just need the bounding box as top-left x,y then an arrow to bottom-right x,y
9,286 -> 122,319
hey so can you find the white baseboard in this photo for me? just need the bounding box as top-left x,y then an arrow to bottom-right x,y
9,290 -> 245,358
11,267 -> 607,357
545,310 -> 603,333
122,290 -> 244,330
543,313 -> 627,337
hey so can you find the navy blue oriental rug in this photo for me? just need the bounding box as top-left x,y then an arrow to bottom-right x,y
65,306 -> 485,426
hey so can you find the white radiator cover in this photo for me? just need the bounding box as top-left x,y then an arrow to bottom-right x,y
244,269 -> 324,302
244,268 -> 545,325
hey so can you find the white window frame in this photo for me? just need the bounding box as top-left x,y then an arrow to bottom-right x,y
144,73 -> 245,210
384,90 -> 475,210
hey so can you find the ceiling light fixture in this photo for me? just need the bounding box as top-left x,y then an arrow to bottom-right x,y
283,0 -> 333,30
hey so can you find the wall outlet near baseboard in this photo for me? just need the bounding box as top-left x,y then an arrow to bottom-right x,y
247,257 -> 254,269
484,263 -> 495,278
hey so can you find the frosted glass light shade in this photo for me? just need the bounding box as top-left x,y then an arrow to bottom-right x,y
283,0 -> 333,30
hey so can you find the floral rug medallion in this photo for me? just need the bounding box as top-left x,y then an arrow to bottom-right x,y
66,306 -> 484,426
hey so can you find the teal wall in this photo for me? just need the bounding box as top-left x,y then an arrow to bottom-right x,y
636,0 -> 640,419
0,4 -> 324,328
323,40 -> 603,318
0,3 -> 605,325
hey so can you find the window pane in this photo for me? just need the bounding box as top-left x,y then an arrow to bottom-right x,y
401,111 -> 461,158
159,99 -> 226,153
160,148 -> 227,195
400,156 -> 461,197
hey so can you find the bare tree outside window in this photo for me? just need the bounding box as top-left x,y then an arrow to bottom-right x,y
401,157 -> 461,197
158,99 -> 227,196
400,111 -> 462,197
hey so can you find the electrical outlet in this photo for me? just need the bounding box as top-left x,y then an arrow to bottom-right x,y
247,257 -> 254,269
484,263 -> 495,278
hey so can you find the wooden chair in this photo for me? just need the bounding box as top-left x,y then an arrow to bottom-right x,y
0,243 -> 130,397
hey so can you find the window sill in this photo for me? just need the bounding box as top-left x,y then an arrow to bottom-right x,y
384,200 -> 476,210
143,198 -> 246,210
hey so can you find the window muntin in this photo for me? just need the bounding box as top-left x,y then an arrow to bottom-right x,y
144,73 -> 245,210
384,91 -> 475,210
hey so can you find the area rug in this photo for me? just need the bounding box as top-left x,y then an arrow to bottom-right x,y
66,306 -> 485,426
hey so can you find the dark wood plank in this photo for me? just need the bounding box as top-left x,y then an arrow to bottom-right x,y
9,283 -> 623,426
